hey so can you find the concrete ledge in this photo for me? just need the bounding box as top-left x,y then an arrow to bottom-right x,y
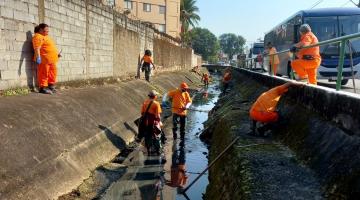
0,70 -> 201,199
233,68 -> 360,197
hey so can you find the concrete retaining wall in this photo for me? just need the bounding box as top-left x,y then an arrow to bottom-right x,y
0,70 -> 201,199
0,0 -> 195,90
206,67 -> 360,198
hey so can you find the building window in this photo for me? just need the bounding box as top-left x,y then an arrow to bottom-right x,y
159,6 -> 165,14
124,0 -> 132,9
143,3 -> 151,12
158,24 -> 166,32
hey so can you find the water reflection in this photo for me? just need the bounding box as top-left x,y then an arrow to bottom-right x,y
167,140 -> 188,190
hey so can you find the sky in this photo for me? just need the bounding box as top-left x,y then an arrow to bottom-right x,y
195,0 -> 356,47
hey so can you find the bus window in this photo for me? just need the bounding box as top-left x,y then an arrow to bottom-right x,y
304,16 -> 338,41
339,15 -> 360,55
304,16 -> 338,56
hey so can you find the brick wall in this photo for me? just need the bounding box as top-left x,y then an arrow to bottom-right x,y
0,0 -> 196,90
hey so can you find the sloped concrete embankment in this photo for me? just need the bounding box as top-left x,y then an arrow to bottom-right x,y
202,68 -> 360,199
0,70 -> 202,200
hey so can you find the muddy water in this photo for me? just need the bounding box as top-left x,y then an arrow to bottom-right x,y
65,74 -> 222,200
167,77 -> 221,200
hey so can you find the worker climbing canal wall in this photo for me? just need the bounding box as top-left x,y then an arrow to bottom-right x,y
202,67 -> 360,199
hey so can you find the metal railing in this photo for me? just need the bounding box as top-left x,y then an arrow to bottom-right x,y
240,32 -> 360,91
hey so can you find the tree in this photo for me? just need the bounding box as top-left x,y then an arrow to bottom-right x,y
189,28 -> 220,62
219,33 -> 246,60
180,0 -> 200,35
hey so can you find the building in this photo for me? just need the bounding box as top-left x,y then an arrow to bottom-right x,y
109,0 -> 181,38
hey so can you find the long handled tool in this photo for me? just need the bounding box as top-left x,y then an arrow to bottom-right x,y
181,136 -> 241,194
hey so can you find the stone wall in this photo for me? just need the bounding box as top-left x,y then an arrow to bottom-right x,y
0,0 -> 196,90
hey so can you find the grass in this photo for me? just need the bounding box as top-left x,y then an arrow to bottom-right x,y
1,87 -> 30,97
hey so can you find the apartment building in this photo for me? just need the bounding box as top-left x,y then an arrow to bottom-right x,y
105,0 -> 181,38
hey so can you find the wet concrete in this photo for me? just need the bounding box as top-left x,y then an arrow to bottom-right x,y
59,73 -> 221,200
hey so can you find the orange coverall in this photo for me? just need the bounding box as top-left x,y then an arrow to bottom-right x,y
269,47 -> 280,75
32,34 -> 59,88
291,32 -> 321,84
250,84 -> 288,123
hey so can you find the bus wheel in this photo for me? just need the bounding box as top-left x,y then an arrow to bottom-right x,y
341,79 -> 349,85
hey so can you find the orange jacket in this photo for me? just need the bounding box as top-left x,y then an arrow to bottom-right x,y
250,84 -> 288,113
170,165 -> 188,188
223,72 -> 232,83
143,55 -> 153,63
297,32 -> 320,59
202,74 -> 209,81
168,89 -> 192,116
269,47 -> 280,65
141,99 -> 162,125
32,34 -> 59,64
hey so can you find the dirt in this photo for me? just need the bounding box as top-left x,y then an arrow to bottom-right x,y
202,69 -> 325,200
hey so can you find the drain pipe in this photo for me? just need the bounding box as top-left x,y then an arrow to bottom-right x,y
181,136 -> 241,194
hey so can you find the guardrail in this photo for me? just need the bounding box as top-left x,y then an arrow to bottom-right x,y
240,32 -> 360,91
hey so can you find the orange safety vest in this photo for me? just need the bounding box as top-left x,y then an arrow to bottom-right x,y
168,89 -> 192,116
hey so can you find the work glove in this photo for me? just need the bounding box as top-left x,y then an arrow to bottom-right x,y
36,56 -> 41,64
290,45 -> 298,53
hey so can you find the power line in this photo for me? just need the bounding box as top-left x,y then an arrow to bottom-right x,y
348,0 -> 358,6
341,0 -> 352,7
309,0 -> 324,9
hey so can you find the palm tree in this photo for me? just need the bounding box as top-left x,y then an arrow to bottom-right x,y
180,0 -> 200,34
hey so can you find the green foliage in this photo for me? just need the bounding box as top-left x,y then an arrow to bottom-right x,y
180,0 -> 201,33
1,87 -> 30,96
219,33 -> 246,60
189,28 -> 220,62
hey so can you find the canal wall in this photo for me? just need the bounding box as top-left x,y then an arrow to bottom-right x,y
203,68 -> 360,199
0,0 -> 195,90
0,70 -> 202,200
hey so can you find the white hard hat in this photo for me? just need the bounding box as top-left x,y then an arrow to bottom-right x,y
300,24 -> 311,33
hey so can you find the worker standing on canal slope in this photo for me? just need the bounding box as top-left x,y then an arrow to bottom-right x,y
249,82 -> 298,136
140,50 -> 156,82
167,82 -> 192,140
140,90 -> 162,155
222,67 -> 232,93
290,24 -> 321,85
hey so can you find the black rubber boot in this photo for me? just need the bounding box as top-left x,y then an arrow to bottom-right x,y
39,87 -> 52,94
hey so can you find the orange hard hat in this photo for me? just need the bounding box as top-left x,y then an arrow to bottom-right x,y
180,82 -> 189,89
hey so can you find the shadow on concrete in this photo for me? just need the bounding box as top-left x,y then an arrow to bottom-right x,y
98,125 -> 126,150
123,121 -> 138,136
19,31 -> 37,91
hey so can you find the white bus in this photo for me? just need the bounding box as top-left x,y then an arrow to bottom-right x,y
264,8 -> 360,85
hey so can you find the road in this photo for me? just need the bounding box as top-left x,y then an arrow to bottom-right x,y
317,78 -> 360,94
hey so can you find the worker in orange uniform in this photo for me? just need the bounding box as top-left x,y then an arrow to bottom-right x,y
167,82 -> 192,140
250,82 -> 297,136
266,42 -> 280,75
290,24 -> 321,85
202,73 -> 209,87
140,90 -> 162,155
140,50 -> 156,82
32,23 -> 61,94
222,68 -> 232,93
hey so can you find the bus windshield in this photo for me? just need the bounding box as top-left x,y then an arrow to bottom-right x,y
339,15 -> 360,54
304,15 -> 360,56
252,46 -> 264,55
304,16 -> 338,56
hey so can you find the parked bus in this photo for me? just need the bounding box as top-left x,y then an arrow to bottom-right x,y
248,42 -> 264,69
264,8 -> 360,85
